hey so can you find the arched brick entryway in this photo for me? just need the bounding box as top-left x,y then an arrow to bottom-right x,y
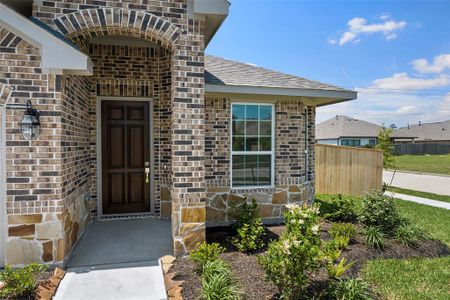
52,7 -> 207,256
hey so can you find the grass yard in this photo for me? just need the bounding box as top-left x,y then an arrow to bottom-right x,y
392,154 -> 450,175
361,257 -> 450,300
387,186 -> 450,204
317,193 -> 450,300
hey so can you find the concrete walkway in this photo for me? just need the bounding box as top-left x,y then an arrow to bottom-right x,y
383,170 -> 450,196
386,191 -> 450,210
54,218 -> 172,300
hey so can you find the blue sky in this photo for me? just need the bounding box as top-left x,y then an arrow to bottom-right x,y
206,0 -> 450,127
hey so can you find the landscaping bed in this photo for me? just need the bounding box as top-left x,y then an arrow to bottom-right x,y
172,223 -> 449,300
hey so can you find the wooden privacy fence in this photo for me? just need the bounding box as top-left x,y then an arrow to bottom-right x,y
394,143 -> 450,155
315,144 -> 383,196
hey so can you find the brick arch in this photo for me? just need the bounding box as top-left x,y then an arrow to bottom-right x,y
53,8 -> 183,49
0,83 -> 13,106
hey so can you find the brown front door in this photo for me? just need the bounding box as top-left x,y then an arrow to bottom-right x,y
101,100 -> 150,215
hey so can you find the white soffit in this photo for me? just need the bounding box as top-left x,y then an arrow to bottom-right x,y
0,3 -> 93,75
193,0 -> 229,46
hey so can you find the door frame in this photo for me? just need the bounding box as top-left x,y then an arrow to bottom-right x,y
96,97 -> 154,218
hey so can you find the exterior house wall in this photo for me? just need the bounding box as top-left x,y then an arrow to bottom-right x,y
204,97 -> 315,225
317,139 -> 338,145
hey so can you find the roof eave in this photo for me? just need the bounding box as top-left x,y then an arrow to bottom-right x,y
0,3 -> 93,75
193,0 -> 230,47
205,84 -> 357,106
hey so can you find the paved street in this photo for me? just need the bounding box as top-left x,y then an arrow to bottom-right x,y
383,170 -> 450,196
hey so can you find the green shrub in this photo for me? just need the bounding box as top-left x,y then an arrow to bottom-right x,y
231,198 -> 266,253
200,259 -> 242,300
327,278 -> 373,300
363,226 -> 385,249
0,263 -> 47,299
232,218 -> 265,253
231,197 -> 259,229
359,191 -> 401,234
189,242 -> 225,274
324,194 -> 358,222
330,223 -> 357,240
258,204 -> 323,300
394,224 -> 425,246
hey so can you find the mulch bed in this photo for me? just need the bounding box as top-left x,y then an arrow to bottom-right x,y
171,222 -> 450,300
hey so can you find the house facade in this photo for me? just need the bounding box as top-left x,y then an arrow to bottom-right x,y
0,0 -> 356,266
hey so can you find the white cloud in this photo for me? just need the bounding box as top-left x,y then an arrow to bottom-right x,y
412,54 -> 450,74
370,73 -> 450,90
333,15 -> 406,46
439,93 -> 450,116
327,38 -> 337,45
393,105 -> 421,115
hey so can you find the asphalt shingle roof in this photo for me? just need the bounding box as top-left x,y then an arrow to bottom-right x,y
316,115 -> 416,140
395,120 -> 450,142
205,55 -> 352,92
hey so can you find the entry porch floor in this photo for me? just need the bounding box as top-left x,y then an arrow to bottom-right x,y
54,218 -> 172,300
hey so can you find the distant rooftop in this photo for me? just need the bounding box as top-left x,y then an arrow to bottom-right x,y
316,115 -> 416,140
395,120 -> 450,142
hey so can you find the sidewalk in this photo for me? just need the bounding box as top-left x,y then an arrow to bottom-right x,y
383,170 -> 450,196
385,191 -> 450,210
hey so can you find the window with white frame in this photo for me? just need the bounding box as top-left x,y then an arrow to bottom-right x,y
231,103 -> 274,188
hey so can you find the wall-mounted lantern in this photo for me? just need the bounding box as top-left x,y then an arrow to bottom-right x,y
19,100 -> 41,140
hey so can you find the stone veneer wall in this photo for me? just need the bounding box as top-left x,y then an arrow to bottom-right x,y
204,97 -> 315,225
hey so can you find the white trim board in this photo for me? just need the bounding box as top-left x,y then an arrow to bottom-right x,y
96,97 -> 155,218
0,106 -> 7,267
0,3 -> 93,75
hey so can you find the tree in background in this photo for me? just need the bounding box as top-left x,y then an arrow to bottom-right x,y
376,128 -> 395,169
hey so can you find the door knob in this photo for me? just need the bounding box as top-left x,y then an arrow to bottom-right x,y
145,162 -> 150,183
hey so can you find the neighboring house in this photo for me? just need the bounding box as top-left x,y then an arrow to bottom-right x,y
394,120 -> 450,144
0,0 -> 356,266
316,115 -> 415,147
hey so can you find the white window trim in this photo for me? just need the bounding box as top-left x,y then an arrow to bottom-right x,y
230,102 -> 275,189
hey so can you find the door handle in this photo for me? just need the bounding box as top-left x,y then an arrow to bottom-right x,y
145,162 -> 150,184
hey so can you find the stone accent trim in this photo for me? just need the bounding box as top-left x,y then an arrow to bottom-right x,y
53,8 -> 183,50
0,83 -> 13,105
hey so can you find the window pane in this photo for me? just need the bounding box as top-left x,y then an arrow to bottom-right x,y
245,155 -> 258,186
246,121 -> 258,135
246,105 -> 258,120
232,137 -> 245,151
260,137 -> 271,151
257,155 -> 271,185
246,137 -> 258,151
260,121 -> 271,135
260,106 -> 272,120
232,121 -> 245,135
232,105 -> 245,120
232,155 -> 246,186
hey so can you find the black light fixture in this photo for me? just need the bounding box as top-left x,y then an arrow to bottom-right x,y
19,100 -> 40,140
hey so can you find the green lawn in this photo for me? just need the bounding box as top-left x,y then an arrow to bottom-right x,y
392,154 -> 450,175
387,186 -> 450,204
316,194 -> 450,300
361,257 -> 450,300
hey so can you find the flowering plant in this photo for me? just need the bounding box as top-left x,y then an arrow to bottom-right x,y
258,203 -> 325,299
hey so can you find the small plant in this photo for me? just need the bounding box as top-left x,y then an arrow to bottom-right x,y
189,242 -> 225,274
376,127 -> 395,169
327,257 -> 354,279
327,278 -> 373,300
334,235 -> 351,250
359,191 -> 401,234
325,194 -> 358,223
394,224 -> 425,246
231,197 -> 259,229
258,204 -> 323,300
0,263 -> 47,299
232,218 -> 265,252
200,259 -> 242,300
231,198 -> 266,253
363,226 -> 385,249
330,223 -> 357,240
